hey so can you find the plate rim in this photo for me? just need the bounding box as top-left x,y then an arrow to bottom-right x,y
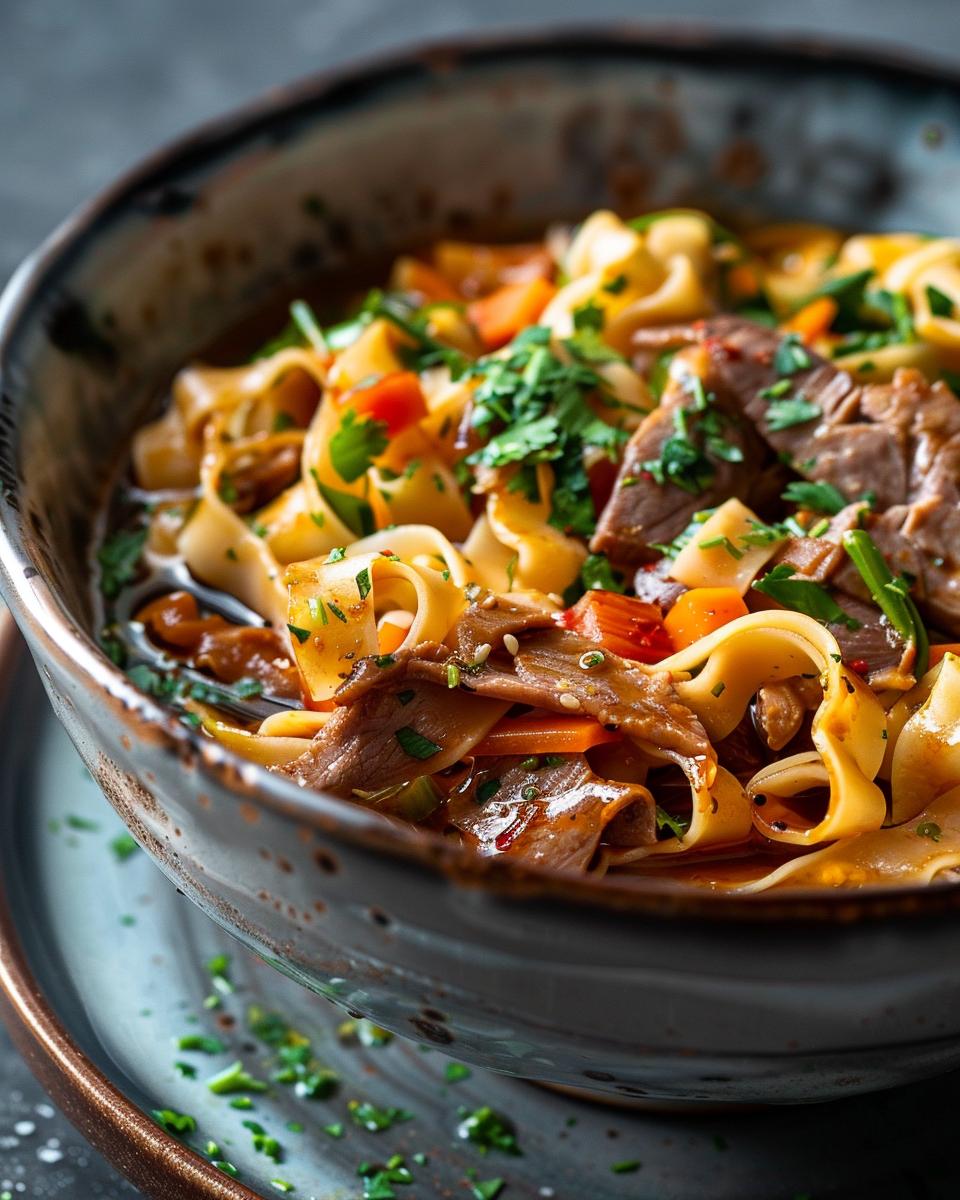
0,609 -> 261,1200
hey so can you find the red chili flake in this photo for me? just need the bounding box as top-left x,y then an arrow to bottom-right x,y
848,658 -> 869,675
495,814 -> 530,853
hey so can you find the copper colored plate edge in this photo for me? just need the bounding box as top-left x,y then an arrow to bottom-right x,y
0,610 -> 260,1200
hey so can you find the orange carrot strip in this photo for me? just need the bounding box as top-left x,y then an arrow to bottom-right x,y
726,263 -> 761,301
663,587 -> 749,651
392,256 -> 462,303
559,590 -> 673,664
467,278 -> 556,350
929,644 -> 960,667
472,714 -> 621,757
782,296 -> 838,343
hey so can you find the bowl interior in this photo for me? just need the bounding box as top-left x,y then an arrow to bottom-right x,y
2,30 -> 960,790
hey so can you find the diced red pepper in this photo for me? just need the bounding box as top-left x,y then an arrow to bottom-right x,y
347,371 -> 428,436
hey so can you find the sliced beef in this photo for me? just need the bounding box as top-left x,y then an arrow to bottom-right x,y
631,317 -> 960,634
445,754 -> 654,870
754,678 -> 821,752
633,558 -> 688,613
591,364 -> 767,562
400,602 -> 710,771
278,658 -> 508,794
194,626 -> 301,699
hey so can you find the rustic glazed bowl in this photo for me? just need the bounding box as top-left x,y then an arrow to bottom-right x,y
4,30 -> 960,1106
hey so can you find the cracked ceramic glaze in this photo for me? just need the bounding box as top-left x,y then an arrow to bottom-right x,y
5,33 -> 960,1104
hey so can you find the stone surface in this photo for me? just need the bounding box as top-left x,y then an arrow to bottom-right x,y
1,1 -> 959,1196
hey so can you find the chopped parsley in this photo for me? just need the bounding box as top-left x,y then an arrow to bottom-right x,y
355,567 -> 372,600
457,1106 -> 521,1155
773,333 -> 811,377
463,325 -> 627,535
611,1160 -> 642,1174
580,552 -> 625,593
151,1108 -> 197,1137
348,1100 -> 413,1132
640,376 -> 741,495
472,1181 -> 506,1200
917,821 -> 942,843
395,726 -> 443,760
476,778 -> 501,804
603,273 -> 628,294
765,395 -> 821,432
316,480 -> 376,538
445,1062 -> 472,1083
781,480 -> 848,515
206,1060 -> 269,1095
752,565 -> 860,630
326,546 -> 347,562
329,409 -> 389,482
176,1033 -> 225,1054
926,284 -> 955,318
287,623 -> 310,644
307,597 -> 328,625
655,807 -> 689,840
110,831 -> 140,862
98,526 -> 147,599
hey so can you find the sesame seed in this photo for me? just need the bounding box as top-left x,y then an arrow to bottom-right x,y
480,594 -> 498,610
503,633 -> 519,656
474,642 -> 492,664
559,693 -> 581,710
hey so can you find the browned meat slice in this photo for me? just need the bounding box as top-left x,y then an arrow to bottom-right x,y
755,679 -> 821,752
633,558 -> 688,613
447,595 -> 557,661
772,535 -> 847,584
634,317 -> 960,634
194,626 -> 301,699
229,444 -> 302,513
445,754 -> 654,870
402,601 -> 710,770
278,659 -> 508,794
591,367 -> 765,562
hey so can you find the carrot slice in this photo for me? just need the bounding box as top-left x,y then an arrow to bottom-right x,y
467,278 -> 556,350
433,240 -> 553,295
560,590 -> 673,664
726,263 -> 761,301
782,296 -> 838,343
391,256 -> 462,303
663,587 -> 749,650
472,714 -> 621,757
347,371 -> 428,436
929,643 -> 960,667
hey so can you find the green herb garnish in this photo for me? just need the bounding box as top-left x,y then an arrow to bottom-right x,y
457,1106 -> 521,1155
781,480 -> 848,515
329,410 -> 389,483
98,526 -> 147,599
752,564 -> 861,630
842,529 -> 928,675
395,726 -> 442,760
917,821 -> 942,843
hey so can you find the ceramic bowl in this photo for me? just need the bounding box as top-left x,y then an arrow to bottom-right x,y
4,30 -> 960,1106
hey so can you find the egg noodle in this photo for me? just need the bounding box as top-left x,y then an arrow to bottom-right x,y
102,210 -> 960,892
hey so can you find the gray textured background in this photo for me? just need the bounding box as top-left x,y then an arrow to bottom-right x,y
2,1 -> 960,1196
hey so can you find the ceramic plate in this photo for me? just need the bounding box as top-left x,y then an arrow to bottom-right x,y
0,615 -> 955,1200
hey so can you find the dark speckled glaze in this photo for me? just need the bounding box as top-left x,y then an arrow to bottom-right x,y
4,30 -> 960,1105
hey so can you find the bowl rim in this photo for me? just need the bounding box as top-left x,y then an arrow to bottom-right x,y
4,23 -> 960,926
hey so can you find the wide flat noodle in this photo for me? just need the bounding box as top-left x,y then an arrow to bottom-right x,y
660,611 -> 888,846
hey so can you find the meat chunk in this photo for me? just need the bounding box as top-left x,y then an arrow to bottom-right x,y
633,558 -> 688,613
755,679 -> 820,752
446,754 -> 655,870
631,317 -> 960,634
591,357 -> 766,562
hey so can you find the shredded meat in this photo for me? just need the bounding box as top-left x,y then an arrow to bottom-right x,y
633,558 -> 688,613
446,754 -> 654,869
